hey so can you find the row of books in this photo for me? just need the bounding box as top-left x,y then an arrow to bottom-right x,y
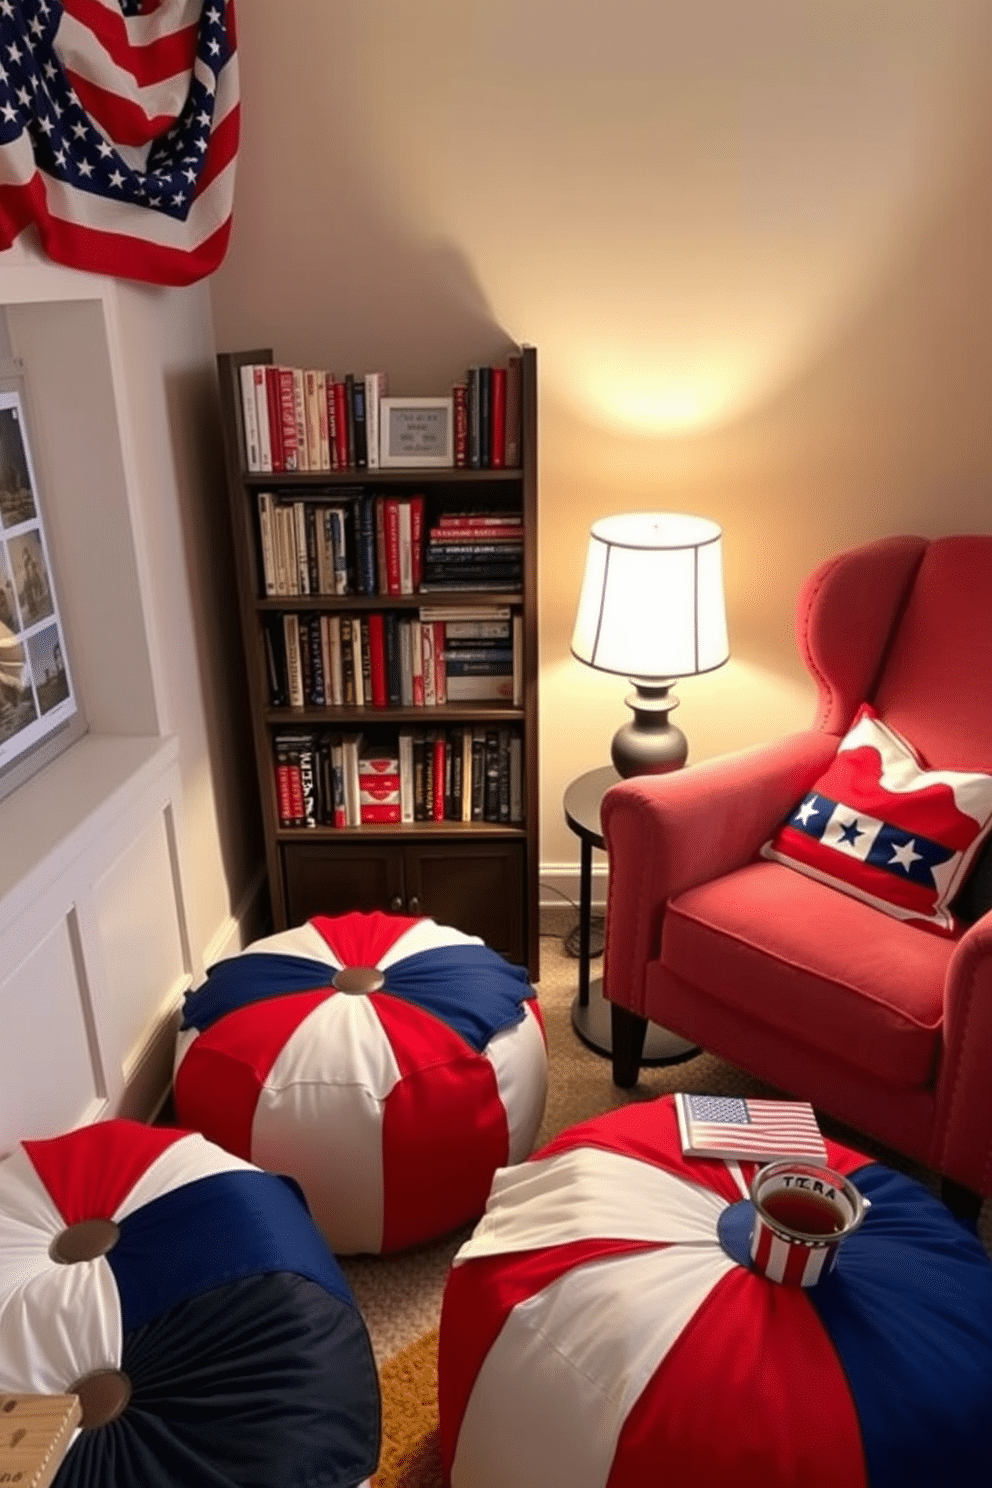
258,493 -> 523,598
273,725 -> 524,828
239,358 -> 524,473
241,363 -> 389,475
452,359 -> 523,470
267,606 -> 523,709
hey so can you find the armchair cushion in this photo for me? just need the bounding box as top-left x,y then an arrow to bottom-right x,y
665,861 -> 955,1087
761,704 -> 992,934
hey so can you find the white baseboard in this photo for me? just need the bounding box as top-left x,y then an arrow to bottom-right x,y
539,861 -> 608,936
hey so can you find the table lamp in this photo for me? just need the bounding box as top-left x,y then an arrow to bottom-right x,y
571,511 -> 729,778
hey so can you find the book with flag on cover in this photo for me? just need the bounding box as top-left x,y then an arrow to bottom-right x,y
674,1094 -> 827,1162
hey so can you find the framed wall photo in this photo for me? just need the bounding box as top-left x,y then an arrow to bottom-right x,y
0,385 -> 85,802
380,397 -> 454,468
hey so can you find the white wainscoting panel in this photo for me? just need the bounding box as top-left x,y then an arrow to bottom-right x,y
0,735 -> 197,1155
0,913 -> 104,1155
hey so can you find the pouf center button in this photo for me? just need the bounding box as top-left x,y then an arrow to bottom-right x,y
333,966 -> 385,994
50,1217 -> 120,1264
70,1368 -> 132,1428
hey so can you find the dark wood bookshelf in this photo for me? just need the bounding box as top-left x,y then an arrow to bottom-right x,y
216,345 -> 540,978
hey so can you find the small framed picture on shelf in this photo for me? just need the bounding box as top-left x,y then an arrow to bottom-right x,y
380,397 -> 454,468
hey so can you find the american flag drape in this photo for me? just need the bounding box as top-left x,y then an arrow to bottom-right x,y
0,0 -> 239,286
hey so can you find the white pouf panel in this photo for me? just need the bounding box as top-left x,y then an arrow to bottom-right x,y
174,910 -> 547,1253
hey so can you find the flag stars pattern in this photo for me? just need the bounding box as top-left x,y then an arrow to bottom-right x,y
794,796 -> 821,827
787,789 -> 954,889
888,838 -> 923,872
0,0 -> 233,222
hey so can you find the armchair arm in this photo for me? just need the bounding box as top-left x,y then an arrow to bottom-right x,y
601,730 -> 839,1016
934,914 -> 992,1195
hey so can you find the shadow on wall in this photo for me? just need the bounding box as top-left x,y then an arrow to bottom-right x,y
209,17 -> 520,389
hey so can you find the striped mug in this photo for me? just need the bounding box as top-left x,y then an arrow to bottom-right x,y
749,1159 -> 869,1287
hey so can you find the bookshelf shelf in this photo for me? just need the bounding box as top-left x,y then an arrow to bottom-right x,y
216,345 -> 540,977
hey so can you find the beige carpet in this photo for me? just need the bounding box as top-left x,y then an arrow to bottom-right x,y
342,931 -> 991,1368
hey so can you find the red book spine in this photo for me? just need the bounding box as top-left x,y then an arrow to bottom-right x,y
360,802 -> 403,824
489,365 -> 506,468
412,622 -> 425,706
438,514 -> 522,528
384,498 -> 402,595
287,759 -> 304,824
332,381 -> 349,469
265,366 -> 284,471
275,760 -> 293,825
428,525 -> 522,541
432,734 -> 446,820
325,373 -> 339,469
452,381 -> 468,467
278,366 -> 299,471
410,495 -> 424,591
432,620 -> 447,704
366,611 -> 388,708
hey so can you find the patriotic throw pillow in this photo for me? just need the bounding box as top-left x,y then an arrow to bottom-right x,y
174,911 -> 548,1254
439,1097 -> 992,1488
0,1120 -> 380,1488
761,704 -> 992,933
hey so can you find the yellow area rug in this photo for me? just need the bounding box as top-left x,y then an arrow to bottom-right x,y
373,1327 -> 443,1488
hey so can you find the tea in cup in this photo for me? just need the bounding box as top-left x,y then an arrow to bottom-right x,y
749,1160 -> 869,1286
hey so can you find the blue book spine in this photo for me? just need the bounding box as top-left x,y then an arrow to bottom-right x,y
359,494 -> 377,594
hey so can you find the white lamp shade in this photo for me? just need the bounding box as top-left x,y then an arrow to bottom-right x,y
570,512 -> 729,679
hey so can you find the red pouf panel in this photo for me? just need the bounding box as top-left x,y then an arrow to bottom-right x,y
439,1094 -> 992,1488
174,911 -> 548,1254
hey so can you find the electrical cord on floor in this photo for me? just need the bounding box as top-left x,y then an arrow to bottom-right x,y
540,881 -> 605,959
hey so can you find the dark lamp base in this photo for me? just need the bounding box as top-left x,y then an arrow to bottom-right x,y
610,679 -> 688,779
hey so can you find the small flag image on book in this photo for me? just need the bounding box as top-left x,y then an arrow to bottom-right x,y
674,1094 -> 827,1162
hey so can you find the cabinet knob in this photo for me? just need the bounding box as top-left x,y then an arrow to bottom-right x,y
389,896 -> 403,913
407,896 -> 421,915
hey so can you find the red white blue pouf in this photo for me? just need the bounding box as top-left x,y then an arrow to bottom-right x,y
0,1119 -> 380,1488
173,911 -> 548,1254
438,1095 -> 992,1488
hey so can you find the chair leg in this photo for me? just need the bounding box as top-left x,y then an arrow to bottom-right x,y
611,1006 -> 647,1088
940,1176 -> 983,1223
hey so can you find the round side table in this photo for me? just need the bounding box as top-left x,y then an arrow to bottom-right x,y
563,765 -> 696,1064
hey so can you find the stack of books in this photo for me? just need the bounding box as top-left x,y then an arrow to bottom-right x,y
421,511 -> 523,593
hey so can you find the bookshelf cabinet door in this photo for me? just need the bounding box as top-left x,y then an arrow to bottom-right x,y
282,842 -> 406,923
403,841 -> 526,965
280,838 -> 526,964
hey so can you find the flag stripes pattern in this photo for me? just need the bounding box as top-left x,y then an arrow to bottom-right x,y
174,910 -> 548,1253
763,703 -> 992,931
439,1096 -> 992,1488
676,1094 -> 828,1159
0,0 -> 239,284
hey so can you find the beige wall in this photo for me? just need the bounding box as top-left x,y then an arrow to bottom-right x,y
210,0 -> 992,877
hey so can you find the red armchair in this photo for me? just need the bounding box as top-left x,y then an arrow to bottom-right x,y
601,533 -> 992,1201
